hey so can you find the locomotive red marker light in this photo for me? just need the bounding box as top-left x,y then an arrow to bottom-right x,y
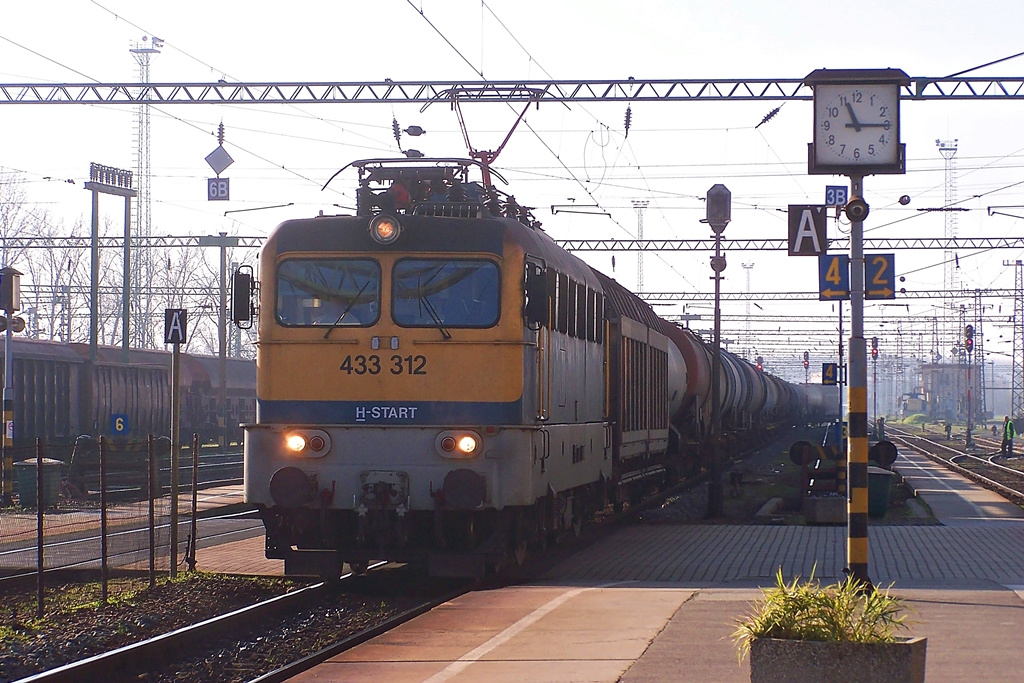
441,436 -> 457,452
285,434 -> 307,452
369,214 -> 401,244
308,435 -> 325,451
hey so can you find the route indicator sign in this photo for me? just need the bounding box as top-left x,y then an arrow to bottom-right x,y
818,254 -> 850,300
822,362 -> 839,386
865,253 -> 896,299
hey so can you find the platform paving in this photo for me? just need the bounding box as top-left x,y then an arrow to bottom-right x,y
268,440 -> 1024,682
894,446 -> 1024,525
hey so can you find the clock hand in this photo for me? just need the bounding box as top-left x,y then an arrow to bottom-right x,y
844,103 -> 862,132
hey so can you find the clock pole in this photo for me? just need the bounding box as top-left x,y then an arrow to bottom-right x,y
805,68 -> 909,589
847,173 -> 871,587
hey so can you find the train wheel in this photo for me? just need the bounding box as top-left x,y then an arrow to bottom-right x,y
510,508 -> 530,566
348,561 -> 368,575
513,539 -> 529,565
571,513 -> 583,538
570,497 -> 584,538
530,496 -> 553,551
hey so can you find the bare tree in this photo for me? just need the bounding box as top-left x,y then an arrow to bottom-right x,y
0,173 -> 33,275
1,170 -> 259,357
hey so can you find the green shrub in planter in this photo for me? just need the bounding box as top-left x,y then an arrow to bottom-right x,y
732,566 -> 913,661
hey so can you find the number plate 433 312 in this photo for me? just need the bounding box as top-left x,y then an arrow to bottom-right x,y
340,354 -> 427,376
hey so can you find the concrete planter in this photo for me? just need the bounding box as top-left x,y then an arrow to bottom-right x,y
750,636 -> 926,683
803,496 -> 846,525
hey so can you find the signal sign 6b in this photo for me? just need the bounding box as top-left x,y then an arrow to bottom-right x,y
208,177 -> 230,201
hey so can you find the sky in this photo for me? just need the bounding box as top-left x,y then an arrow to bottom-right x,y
2,0 -> 1024,399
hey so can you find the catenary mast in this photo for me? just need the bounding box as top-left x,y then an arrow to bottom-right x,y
129,37 -> 162,348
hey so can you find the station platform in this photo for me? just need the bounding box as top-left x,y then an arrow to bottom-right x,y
227,444 -> 1024,683
894,446 -> 1024,525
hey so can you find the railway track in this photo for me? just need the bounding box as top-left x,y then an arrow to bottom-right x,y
887,426 -> 1024,506
15,563 -> 470,683
4,427 -> 804,682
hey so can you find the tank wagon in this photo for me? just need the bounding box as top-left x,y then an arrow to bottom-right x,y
235,158 -> 832,577
1,338 -> 255,451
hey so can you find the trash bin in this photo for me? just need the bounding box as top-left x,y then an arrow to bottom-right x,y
867,466 -> 895,519
13,458 -> 63,508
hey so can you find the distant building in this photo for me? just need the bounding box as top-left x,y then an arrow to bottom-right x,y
918,363 -> 983,422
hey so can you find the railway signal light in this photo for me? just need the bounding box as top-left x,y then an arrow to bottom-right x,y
0,316 -> 25,333
0,266 -> 21,313
803,351 -> 809,368
755,355 -> 764,371
965,325 -> 974,354
871,336 -> 878,359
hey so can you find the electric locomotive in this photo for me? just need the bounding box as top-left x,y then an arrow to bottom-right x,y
236,157 -> 815,577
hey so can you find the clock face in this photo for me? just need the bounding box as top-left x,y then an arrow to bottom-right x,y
813,83 -> 900,169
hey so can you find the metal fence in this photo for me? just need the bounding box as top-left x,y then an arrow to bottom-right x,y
0,434 -> 240,615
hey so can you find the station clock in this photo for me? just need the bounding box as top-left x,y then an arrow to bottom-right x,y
805,69 -> 910,176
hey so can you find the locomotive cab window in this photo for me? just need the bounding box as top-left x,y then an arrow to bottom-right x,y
392,258 -> 500,328
276,258 -> 381,327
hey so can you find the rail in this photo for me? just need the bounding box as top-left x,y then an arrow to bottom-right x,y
886,426 -> 1024,506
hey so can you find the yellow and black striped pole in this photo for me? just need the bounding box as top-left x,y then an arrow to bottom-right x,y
846,175 -> 872,587
1,395 -> 10,505
1,313 -> 12,506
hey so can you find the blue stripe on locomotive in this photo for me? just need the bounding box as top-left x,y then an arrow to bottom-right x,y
258,398 -> 523,425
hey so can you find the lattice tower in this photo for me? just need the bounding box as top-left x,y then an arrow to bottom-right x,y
742,263 -> 754,360
1011,260 -> 1024,418
958,304 -> 966,419
632,200 -> 648,293
895,322 -> 905,410
130,38 -> 161,348
974,289 -> 986,418
937,139 -> 959,362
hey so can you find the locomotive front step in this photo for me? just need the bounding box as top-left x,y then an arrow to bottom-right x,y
280,548 -> 341,577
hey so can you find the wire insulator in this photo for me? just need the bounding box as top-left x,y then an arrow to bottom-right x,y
392,118 -> 402,147
624,106 -> 632,138
755,107 -> 780,129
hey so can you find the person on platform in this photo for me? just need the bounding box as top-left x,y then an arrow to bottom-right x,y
1001,415 -> 1015,456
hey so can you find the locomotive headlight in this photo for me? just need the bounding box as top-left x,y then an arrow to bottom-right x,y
369,214 -> 401,245
283,430 -> 331,457
435,430 -> 482,458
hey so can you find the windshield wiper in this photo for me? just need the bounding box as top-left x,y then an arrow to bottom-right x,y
323,281 -> 371,339
417,288 -> 452,340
